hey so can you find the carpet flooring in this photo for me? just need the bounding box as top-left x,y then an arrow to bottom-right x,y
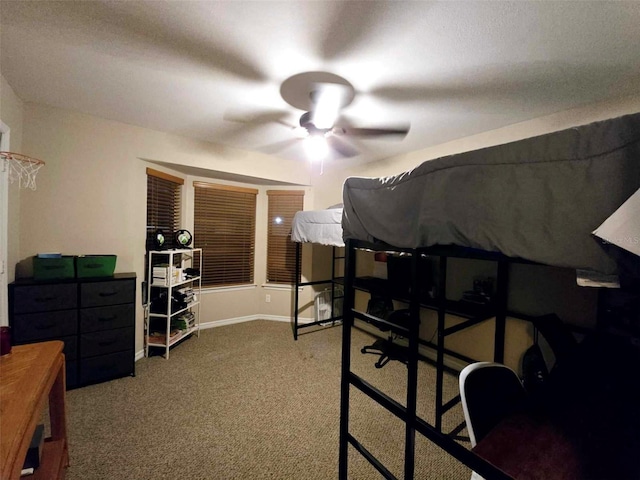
63,320 -> 471,479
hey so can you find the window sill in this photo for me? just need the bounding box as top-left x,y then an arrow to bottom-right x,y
202,284 -> 257,294
262,283 -> 298,291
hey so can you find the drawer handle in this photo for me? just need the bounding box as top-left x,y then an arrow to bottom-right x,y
98,315 -> 117,322
98,339 -> 118,347
98,291 -> 118,297
35,296 -> 57,303
36,323 -> 56,330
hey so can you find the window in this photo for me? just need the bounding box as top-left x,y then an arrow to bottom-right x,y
266,190 -> 304,284
193,182 -> 257,287
146,168 -> 183,250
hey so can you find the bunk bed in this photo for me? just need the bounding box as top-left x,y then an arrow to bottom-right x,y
291,205 -> 344,340
338,112 -> 640,480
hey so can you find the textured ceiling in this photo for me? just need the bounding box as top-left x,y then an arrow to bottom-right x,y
2,1 -> 640,167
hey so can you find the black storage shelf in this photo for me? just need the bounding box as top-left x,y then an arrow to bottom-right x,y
352,276 -> 496,321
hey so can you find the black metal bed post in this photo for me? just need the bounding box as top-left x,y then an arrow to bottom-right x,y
404,249 -> 421,479
494,259 -> 509,363
339,239 -> 356,480
330,246 -> 336,322
294,242 -> 301,341
435,255 -> 448,433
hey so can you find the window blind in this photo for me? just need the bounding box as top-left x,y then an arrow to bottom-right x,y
266,190 -> 304,284
193,182 -> 257,287
146,168 -> 183,250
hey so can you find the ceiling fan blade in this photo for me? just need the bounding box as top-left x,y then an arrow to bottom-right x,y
258,138 -> 300,155
326,136 -> 359,158
339,125 -> 410,139
319,2 -> 388,61
223,110 -> 295,129
4,1 -> 269,83
368,62 -> 632,114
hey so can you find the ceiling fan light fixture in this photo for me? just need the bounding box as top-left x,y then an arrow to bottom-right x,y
304,135 -> 329,161
293,126 -> 309,138
311,83 -> 348,129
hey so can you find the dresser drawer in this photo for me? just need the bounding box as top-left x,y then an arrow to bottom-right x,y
12,283 -> 77,314
80,280 -> 135,308
12,335 -> 78,360
80,350 -> 134,385
80,304 -> 134,333
66,359 -> 78,389
80,326 -> 134,358
11,310 -> 78,343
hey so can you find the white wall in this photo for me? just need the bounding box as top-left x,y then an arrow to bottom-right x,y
0,75 -> 25,327
0,75 -> 24,284
17,102 -> 314,353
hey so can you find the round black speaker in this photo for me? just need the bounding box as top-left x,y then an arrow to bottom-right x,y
175,229 -> 192,248
154,229 -> 166,249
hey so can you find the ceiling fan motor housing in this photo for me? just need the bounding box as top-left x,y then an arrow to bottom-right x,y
299,111 -> 325,135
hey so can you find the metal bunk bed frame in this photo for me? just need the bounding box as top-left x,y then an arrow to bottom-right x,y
292,242 -> 344,340
339,238 -> 518,480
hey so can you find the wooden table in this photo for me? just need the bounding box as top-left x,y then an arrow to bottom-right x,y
1,341 -> 69,479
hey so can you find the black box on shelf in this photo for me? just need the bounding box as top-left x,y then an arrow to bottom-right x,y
23,423 -> 44,471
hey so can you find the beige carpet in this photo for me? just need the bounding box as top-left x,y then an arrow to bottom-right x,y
64,320 -> 471,479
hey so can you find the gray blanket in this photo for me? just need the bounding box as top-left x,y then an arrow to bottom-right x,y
342,112 -> 640,274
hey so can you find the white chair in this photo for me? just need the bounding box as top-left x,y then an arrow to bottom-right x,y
459,362 -> 527,480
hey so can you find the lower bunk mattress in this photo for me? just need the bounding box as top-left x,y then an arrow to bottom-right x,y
291,206 -> 344,247
342,112 -> 640,274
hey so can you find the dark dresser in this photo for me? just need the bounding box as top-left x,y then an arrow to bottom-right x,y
9,273 -> 136,389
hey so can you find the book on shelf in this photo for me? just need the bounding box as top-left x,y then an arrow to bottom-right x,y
152,265 -> 184,286
174,286 -> 195,303
171,311 -> 196,331
20,423 -> 44,476
148,329 -> 182,344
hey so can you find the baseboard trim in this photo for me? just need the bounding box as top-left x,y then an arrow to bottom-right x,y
136,315 -> 317,361
199,315 -> 262,329
135,315 -> 316,361
198,315 -> 314,330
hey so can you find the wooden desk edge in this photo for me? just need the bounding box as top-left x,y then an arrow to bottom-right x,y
1,342 -> 68,480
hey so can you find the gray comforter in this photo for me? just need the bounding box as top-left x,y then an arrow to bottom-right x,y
342,112 -> 640,274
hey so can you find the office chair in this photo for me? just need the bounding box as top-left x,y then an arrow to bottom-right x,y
360,297 -> 410,368
459,362 -> 528,480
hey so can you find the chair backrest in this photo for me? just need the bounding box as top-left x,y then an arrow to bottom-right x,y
459,362 -> 527,446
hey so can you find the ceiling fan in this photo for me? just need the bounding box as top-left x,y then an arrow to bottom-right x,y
226,71 -> 410,159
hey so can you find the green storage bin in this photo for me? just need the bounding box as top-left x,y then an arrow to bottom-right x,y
33,256 -> 76,280
76,255 -> 117,278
